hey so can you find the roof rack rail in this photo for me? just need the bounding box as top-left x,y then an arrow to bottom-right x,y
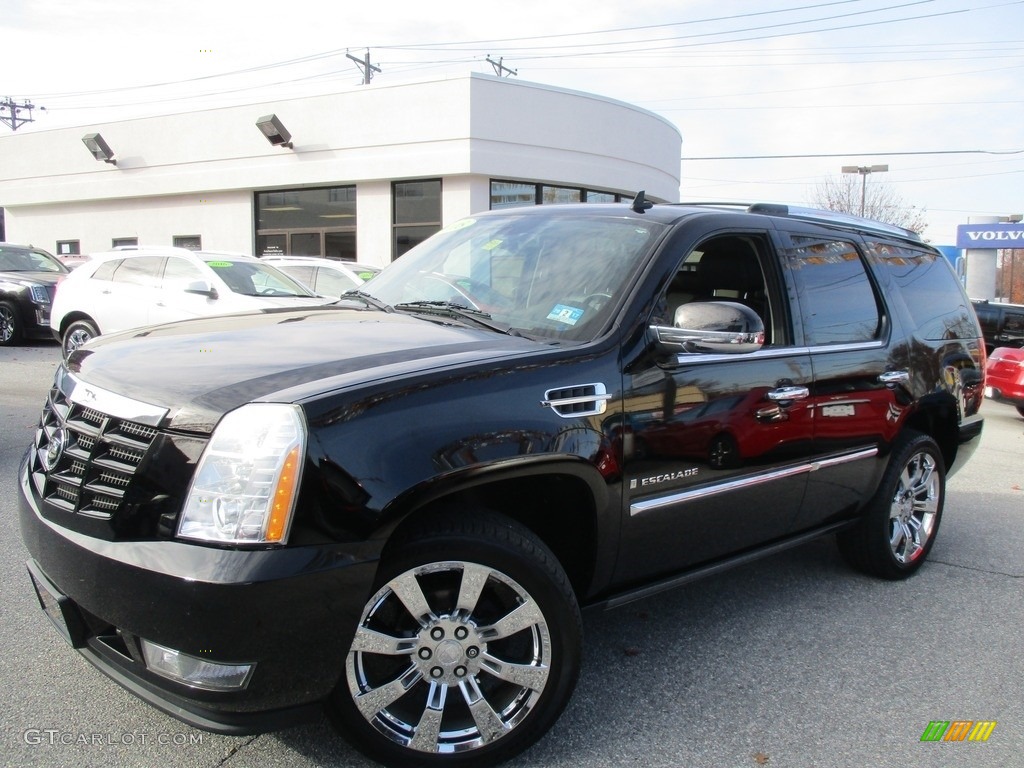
757,204 -> 922,241
674,200 -> 922,242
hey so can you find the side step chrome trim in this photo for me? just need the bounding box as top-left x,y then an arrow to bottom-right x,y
630,447 -> 878,517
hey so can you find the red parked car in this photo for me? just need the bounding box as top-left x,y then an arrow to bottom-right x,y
985,346 -> 1024,417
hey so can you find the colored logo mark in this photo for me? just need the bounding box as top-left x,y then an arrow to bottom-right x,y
920,720 -> 997,742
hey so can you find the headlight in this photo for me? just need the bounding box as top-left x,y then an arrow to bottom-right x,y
177,403 -> 306,545
29,285 -> 50,304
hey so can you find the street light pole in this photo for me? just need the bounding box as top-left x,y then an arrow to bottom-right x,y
841,164 -> 888,217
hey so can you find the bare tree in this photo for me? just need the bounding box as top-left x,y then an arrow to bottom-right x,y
809,175 -> 928,235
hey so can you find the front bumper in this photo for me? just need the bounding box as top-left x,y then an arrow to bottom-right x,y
19,457 -> 378,734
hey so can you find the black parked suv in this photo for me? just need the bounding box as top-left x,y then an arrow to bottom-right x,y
19,199 -> 985,767
971,298 -> 1024,354
0,243 -> 70,346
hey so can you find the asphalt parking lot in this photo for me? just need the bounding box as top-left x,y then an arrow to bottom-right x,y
1,340 -> 1021,768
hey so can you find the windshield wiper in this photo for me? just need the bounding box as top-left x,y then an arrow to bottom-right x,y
340,290 -> 394,313
393,301 -> 524,336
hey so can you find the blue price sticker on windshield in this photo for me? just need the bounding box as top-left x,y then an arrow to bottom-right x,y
547,304 -> 584,326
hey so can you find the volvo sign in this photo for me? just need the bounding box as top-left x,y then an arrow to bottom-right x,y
957,223 -> 1024,249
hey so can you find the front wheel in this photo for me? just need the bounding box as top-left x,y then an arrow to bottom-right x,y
0,300 -> 22,346
62,319 -> 99,358
837,431 -> 945,579
329,510 -> 582,767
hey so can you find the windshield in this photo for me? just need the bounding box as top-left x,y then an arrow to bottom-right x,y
0,247 -> 68,274
361,212 -> 664,341
203,258 -> 318,297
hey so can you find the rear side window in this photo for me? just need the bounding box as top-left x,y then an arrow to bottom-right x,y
866,242 -> 975,340
111,256 -> 165,288
91,259 -> 121,281
787,236 -> 881,346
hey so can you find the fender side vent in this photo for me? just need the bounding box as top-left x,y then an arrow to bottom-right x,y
541,383 -> 611,418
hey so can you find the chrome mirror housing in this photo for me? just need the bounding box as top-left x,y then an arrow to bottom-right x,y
652,301 -> 765,354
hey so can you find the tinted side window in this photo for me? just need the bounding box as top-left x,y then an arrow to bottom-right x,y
1004,310 -> 1024,340
867,242 -> 975,340
281,265 -> 315,288
111,256 -> 165,288
162,257 -> 205,289
788,237 -> 880,346
314,268 -> 360,296
972,304 -> 997,336
91,259 -> 121,281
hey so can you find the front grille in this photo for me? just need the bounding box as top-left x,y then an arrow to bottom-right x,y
29,374 -> 163,521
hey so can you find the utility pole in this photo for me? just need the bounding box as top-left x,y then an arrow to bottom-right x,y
486,56 -> 517,78
346,49 -> 381,85
1,97 -> 42,131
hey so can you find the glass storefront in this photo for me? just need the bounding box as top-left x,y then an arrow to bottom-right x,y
393,180 -> 441,261
255,186 -> 357,260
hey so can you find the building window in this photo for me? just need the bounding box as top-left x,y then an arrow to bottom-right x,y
112,237 -> 138,249
56,240 -> 81,255
393,180 -> 441,261
173,235 -> 202,251
490,180 -> 622,210
490,181 -> 538,209
542,185 -> 581,204
255,185 -> 357,259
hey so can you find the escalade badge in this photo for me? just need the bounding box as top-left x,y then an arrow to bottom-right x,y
630,468 -> 699,489
43,428 -> 67,472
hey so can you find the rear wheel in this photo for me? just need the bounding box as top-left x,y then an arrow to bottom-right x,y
837,431 -> 945,579
0,300 -> 22,346
329,510 -> 581,767
62,319 -> 99,358
1016,405 -> 1024,418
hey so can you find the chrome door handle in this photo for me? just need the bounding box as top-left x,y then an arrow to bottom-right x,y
766,385 -> 809,402
878,370 -> 910,386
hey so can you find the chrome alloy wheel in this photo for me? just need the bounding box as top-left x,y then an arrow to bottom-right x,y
64,327 -> 93,354
888,450 -> 940,564
346,561 -> 552,755
0,304 -> 15,343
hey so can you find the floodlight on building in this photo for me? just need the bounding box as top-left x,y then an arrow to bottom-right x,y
256,114 -> 293,149
82,133 -> 116,165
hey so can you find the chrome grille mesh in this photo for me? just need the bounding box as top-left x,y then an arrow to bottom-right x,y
30,378 -> 160,521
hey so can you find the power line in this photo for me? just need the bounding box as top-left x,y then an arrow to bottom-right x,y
683,149 -> 1024,160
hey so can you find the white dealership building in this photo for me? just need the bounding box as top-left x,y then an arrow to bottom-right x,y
0,73 -> 681,266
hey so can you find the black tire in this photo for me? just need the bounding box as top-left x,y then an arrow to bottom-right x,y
837,431 -> 945,580
328,509 -> 582,768
1016,405 -> 1024,418
0,300 -> 22,346
62,319 -> 99,358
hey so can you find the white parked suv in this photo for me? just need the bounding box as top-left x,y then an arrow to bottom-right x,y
51,247 -> 335,357
261,256 -> 381,299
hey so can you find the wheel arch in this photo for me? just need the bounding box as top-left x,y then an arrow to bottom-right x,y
56,310 -> 100,336
903,393 -> 960,472
378,456 -> 614,602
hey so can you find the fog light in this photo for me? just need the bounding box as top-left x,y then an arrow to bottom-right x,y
141,639 -> 254,691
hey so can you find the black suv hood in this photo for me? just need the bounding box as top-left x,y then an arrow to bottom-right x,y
0,269 -> 66,287
70,307 -> 540,432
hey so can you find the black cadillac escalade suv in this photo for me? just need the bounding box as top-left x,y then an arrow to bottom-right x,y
19,199 -> 985,767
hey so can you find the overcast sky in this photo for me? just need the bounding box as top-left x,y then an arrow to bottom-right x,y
4,0 -> 1022,245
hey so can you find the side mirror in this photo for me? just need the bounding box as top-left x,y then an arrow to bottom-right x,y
184,280 -> 218,299
652,301 -> 764,354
